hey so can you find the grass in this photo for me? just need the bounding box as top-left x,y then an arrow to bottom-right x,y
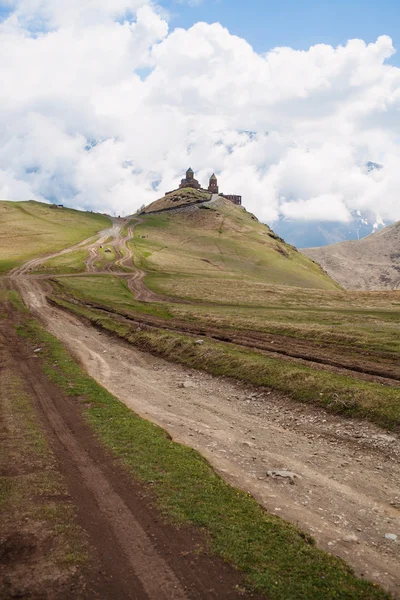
15,308 -> 391,600
50,297 -> 400,430
0,200 -> 110,273
145,272 -> 400,308
132,198 -> 340,291
94,245 -> 117,269
52,275 -> 173,319
54,273 -> 400,355
169,300 -> 400,354
35,249 -> 88,274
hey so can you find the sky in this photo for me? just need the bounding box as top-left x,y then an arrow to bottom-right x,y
164,0 -> 400,66
1,0 -> 400,224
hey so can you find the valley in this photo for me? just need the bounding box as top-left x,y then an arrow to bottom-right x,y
1,198 -> 399,599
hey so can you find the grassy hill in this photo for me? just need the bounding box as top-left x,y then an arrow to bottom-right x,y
303,221 -> 400,291
132,197 -> 340,300
143,187 -> 211,214
0,200 -> 110,273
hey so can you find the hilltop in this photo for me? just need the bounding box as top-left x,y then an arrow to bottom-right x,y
142,187 -> 211,214
0,200 -> 110,273
302,221 -> 400,290
133,195 -> 340,297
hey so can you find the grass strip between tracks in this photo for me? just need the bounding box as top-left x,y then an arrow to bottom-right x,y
52,297 -> 400,431
14,300 -> 392,600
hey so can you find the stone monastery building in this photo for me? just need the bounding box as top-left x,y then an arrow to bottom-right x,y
178,168 -> 242,206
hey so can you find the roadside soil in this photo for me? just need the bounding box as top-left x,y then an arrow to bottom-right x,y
14,276 -> 400,598
1,301 -> 263,600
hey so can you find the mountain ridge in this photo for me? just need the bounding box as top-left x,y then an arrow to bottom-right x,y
302,220 -> 400,290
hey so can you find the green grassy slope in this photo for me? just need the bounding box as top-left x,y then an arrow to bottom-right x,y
0,200 -> 110,273
132,197 -> 340,295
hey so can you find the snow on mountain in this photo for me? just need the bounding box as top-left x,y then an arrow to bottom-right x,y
272,211 -> 390,249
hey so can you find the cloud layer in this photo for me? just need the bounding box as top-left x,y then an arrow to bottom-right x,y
1,0 -> 400,224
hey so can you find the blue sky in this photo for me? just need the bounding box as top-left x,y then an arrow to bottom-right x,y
162,0 -> 400,65
1,0 -> 399,64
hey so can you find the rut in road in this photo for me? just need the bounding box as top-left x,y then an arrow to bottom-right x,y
71,300 -> 400,386
15,276 -> 400,598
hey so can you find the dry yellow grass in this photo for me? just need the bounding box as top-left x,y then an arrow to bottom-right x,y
0,200 -> 110,273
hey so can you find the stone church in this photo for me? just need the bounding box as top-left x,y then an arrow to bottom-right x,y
178,168 -> 242,205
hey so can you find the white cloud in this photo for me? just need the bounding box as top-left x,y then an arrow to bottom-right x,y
0,3 -> 400,225
280,195 -> 352,222
2,0 -> 152,28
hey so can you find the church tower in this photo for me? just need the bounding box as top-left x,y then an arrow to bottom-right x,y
208,173 -> 219,194
179,167 -> 201,190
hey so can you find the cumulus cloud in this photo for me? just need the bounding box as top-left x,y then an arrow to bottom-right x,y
0,2 -> 400,224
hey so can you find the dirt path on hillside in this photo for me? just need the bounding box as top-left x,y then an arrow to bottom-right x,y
15,277 -> 400,598
1,299 -> 263,600
116,219 -> 163,301
9,217 -> 166,302
115,223 -> 135,268
8,232 -> 101,276
79,216 -> 174,302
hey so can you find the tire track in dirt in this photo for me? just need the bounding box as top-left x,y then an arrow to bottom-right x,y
111,217 -> 172,302
84,219 -> 123,273
15,277 -> 400,598
16,362 -> 190,600
71,300 -> 400,387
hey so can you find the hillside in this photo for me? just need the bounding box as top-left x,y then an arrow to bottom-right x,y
0,200 -> 110,273
132,196 -> 340,298
302,221 -> 400,290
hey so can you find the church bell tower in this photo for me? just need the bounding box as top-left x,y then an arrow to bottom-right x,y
208,173 -> 219,194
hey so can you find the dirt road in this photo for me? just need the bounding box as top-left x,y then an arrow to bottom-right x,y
15,276 -> 400,597
1,302 -> 259,600
77,302 -> 400,386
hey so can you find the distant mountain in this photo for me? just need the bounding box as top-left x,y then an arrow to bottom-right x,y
272,210 -> 389,249
301,221 -> 400,290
